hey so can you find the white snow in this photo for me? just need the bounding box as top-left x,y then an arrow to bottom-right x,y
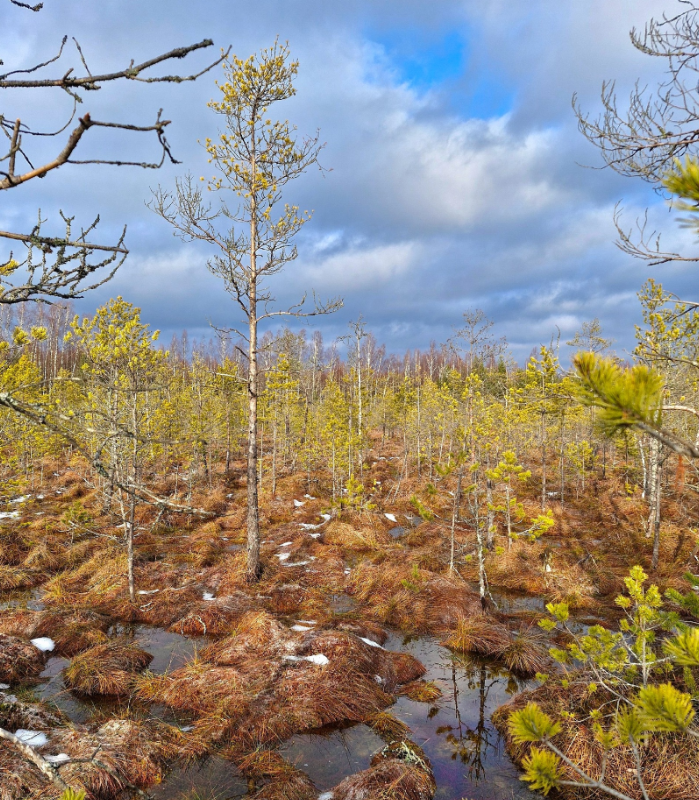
299,523 -> 322,530
319,793 -> 334,800
138,589 -> 159,595
179,725 -> 194,732
310,533 -> 321,539
344,568 -> 351,574
283,654 -> 329,666
291,625 -> 312,632
45,754 -> 70,765
296,620 -> 316,625
14,730 -> 49,748
320,514 -> 332,521
304,494 -> 316,500
284,560 -> 310,567
545,564 -> 553,573
374,675 -> 384,684
37,495 -> 44,500
360,637 -> 383,649
276,552 -> 291,561
304,654 -> 329,666
279,541 -> 293,547
30,637 -> 55,653
202,592 -> 215,601
0,683 -> 9,690
293,499 -> 305,507
384,513 -> 397,523
11,495 -> 31,504
0,511 -> 20,520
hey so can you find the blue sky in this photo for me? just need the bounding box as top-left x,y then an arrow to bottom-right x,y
2,0 -> 695,364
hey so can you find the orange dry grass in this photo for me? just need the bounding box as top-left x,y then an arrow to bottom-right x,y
398,680 -> 443,703
348,561 -> 481,633
324,520 -> 389,552
494,677 -> 699,800
0,564 -> 37,591
330,742 -> 436,800
237,751 -> 317,800
64,640 -> 153,696
441,614 -> 511,657
0,633 -> 46,682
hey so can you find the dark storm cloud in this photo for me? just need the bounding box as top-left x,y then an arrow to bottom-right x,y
2,0 -> 695,362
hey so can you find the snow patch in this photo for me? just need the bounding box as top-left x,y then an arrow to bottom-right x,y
14,730 -> 49,748
0,511 -> 20,520
304,494 -> 316,500
291,625 -> 312,632
30,637 -> 55,653
276,552 -> 291,561
138,589 -> 159,595
320,514 -> 332,521
293,500 -> 305,507
45,754 -> 70,765
319,793 -> 334,800
304,654 -> 329,666
360,637 -> 383,649
284,560 -> 310,567
202,592 -> 215,601
310,533 -> 321,539
384,513 -> 397,523
11,495 -> 31,504
279,541 -> 293,547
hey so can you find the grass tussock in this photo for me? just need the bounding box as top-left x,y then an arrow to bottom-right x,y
493,677 -> 699,800
331,740 -> 436,800
347,561 -> 481,633
64,640 -> 153,696
34,609 -> 111,657
366,710 -> 412,741
499,626 -> 551,676
169,595 -> 251,637
0,564 -> 37,591
0,608 -> 43,637
441,614 -> 511,657
398,680 -> 443,703
50,718 -> 207,797
237,751 -> 317,800
324,520 -> 389,552
0,633 -> 46,683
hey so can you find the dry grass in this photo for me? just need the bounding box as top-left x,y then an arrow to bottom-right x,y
347,561 -> 481,633
237,751 -> 317,800
324,520 -> 390,552
331,740 -> 436,800
64,640 -> 153,696
0,564 -> 37,591
441,614 -> 511,657
0,608 -> 43,637
0,633 -> 46,683
169,595 -> 252,637
398,680 -> 443,703
493,677 -> 699,800
499,625 -> 551,676
34,609 -> 111,657
366,710 -> 412,741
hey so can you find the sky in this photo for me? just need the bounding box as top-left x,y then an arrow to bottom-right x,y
2,0 -> 697,364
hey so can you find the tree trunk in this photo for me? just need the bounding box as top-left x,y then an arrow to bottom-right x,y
246,205 -> 261,582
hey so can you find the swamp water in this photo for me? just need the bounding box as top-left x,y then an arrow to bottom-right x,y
10,604 -> 542,800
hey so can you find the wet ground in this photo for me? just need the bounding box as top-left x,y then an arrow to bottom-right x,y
14,600 -> 541,800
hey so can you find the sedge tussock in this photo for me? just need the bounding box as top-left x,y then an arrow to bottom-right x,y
398,680 -> 443,703
494,677 -> 699,800
0,564 -> 37,591
499,626 -> 551,676
366,710 -> 412,741
441,615 -> 511,657
0,633 -> 46,682
64,640 -> 153,696
330,740 -> 436,800
347,562 -> 481,633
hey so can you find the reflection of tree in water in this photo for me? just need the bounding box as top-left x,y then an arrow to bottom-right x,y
435,655 -> 522,784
